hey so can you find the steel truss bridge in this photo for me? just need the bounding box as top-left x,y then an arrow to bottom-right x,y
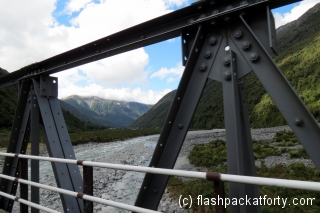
1,0 -> 320,212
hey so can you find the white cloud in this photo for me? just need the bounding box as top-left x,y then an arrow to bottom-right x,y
164,0 -> 188,7
0,0 -> 186,104
167,38 -> 176,43
151,62 -> 184,83
273,0 -> 320,28
65,0 -> 92,14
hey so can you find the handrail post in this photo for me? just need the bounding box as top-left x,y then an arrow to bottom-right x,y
83,166 -> 93,213
20,158 -> 28,213
206,172 -> 226,213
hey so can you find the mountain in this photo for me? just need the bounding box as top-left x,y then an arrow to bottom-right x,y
0,69 -> 106,132
62,95 -> 153,127
130,3 -> 320,129
0,68 -> 18,129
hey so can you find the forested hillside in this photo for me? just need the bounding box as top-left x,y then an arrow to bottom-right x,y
131,3 -> 320,129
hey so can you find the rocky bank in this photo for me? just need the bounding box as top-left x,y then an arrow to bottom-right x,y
0,126 -> 315,212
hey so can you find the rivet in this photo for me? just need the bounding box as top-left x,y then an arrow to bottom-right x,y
223,56 -> 231,66
295,118 -> 303,126
199,63 -> 207,71
204,51 -> 212,59
177,97 -> 181,101
234,30 -> 243,39
199,14 -> 206,19
224,16 -> 231,22
240,1 -> 248,6
224,71 -> 232,81
226,5 -> 233,10
212,9 -> 219,15
141,35 -> 145,39
188,18 -> 195,24
153,189 -> 158,194
242,41 -> 251,51
209,37 -> 217,45
250,53 -> 259,62
197,5 -> 203,10
178,124 -> 184,129
210,20 -> 217,25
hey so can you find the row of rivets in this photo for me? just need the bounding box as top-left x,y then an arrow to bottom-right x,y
234,29 -> 303,127
234,29 -> 259,62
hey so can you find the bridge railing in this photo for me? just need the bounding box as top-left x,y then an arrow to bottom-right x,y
1,152 -> 320,213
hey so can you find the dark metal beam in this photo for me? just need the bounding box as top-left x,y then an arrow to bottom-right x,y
0,0 -> 300,89
135,25 -> 222,210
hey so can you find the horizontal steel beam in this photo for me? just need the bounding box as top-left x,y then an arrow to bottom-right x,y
0,0 -> 300,89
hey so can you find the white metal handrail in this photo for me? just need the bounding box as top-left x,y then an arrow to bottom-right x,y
0,191 -> 59,213
1,152 -> 320,191
0,173 -> 159,213
1,151 -> 320,213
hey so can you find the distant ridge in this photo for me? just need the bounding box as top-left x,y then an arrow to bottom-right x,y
62,95 -> 153,128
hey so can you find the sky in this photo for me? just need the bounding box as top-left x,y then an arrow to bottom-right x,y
0,0 -> 320,105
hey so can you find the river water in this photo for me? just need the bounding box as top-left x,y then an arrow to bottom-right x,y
6,130 -> 223,212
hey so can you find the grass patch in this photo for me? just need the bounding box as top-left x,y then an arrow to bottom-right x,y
0,128 -> 161,148
274,130 -> 299,144
168,131 -> 319,212
188,139 -> 287,169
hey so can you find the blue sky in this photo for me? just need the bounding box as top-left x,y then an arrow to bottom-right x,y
1,0 -> 319,104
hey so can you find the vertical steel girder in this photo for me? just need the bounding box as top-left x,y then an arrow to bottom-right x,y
0,78 -> 83,213
136,5 -> 320,213
135,26 -> 223,209
231,16 -> 320,170
32,78 -> 83,212
31,90 -> 40,213
0,81 -> 31,211
221,50 -> 260,213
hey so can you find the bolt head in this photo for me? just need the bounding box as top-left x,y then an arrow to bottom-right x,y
224,16 -> 231,22
295,118 -> 303,126
204,51 -> 212,59
188,18 -> 195,24
240,1 -> 248,6
209,37 -> 217,45
223,56 -> 231,66
242,41 -> 251,51
178,124 -> 184,129
199,63 -> 207,71
250,53 -> 259,62
199,14 -> 206,19
212,9 -> 219,15
226,5 -> 233,10
234,30 -> 243,39
224,71 -> 231,81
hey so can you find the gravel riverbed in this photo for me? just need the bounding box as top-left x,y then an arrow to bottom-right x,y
0,126 -> 315,212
